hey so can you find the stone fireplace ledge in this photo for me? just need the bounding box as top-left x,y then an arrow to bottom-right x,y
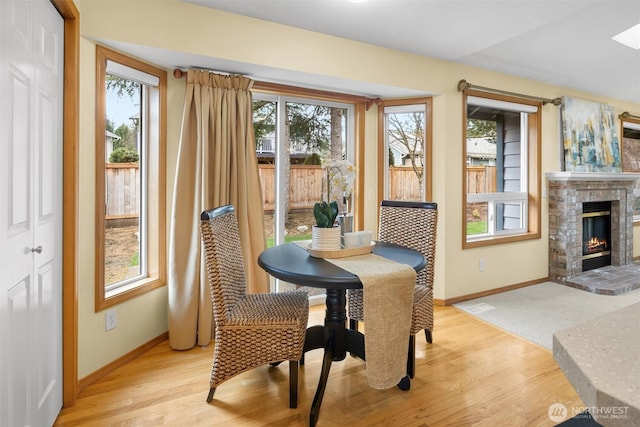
553,302 -> 640,427
547,172 -> 640,182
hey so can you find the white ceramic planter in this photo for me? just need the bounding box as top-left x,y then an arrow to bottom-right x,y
311,225 -> 341,250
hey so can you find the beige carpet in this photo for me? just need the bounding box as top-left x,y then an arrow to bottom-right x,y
453,281 -> 640,349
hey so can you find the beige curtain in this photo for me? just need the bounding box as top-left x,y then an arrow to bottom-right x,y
168,70 -> 268,350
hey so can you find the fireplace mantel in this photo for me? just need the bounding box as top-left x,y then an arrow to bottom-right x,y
546,172 -> 640,182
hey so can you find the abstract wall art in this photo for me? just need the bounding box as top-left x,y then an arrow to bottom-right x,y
561,96 -> 621,172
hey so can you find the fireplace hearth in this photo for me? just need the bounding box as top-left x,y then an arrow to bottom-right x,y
547,172 -> 639,290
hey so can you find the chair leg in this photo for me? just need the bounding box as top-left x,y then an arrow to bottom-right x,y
348,319 -> 359,357
425,329 -> 432,344
206,387 -> 216,403
407,335 -> 415,379
397,375 -> 411,391
289,360 -> 299,408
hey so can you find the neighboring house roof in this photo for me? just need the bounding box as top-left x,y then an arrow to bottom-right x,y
467,137 -> 496,160
389,139 -> 409,157
106,130 -> 120,140
388,138 -> 423,158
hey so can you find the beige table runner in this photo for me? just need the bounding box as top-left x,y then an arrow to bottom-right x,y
327,253 -> 416,389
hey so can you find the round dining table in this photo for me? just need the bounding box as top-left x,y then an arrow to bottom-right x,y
258,241 -> 426,427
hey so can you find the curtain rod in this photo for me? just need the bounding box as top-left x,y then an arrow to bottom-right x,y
619,111 -> 640,121
173,68 -> 243,79
174,68 -> 378,109
457,79 -> 562,106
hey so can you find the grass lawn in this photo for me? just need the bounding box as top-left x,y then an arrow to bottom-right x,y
466,221 -> 487,235
129,252 -> 139,267
266,233 -> 312,248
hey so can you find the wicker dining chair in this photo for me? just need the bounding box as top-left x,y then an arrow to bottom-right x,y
200,205 -> 309,408
347,200 -> 438,379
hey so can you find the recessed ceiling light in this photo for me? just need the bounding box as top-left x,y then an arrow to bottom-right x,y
612,23 -> 640,50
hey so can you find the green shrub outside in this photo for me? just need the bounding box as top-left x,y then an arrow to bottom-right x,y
110,147 -> 139,163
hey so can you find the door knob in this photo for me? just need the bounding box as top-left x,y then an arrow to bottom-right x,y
31,246 -> 43,254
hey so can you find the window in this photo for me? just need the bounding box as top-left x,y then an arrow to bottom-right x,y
379,98 -> 432,202
463,91 -> 541,247
95,46 -> 166,310
252,86 -> 363,298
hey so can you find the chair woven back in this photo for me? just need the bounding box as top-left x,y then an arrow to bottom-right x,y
200,205 -> 248,326
378,200 -> 438,289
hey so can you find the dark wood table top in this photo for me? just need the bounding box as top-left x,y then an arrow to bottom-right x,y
257,241 -> 426,290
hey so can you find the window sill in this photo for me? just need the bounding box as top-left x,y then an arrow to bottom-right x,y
464,230 -> 540,249
96,276 -> 165,311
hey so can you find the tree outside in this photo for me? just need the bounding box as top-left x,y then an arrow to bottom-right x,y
386,109 -> 426,201
106,76 -> 140,164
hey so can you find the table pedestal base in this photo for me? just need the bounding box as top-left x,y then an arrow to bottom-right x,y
303,289 -> 366,426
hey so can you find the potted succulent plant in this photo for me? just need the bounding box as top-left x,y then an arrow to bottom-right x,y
313,200 -> 339,228
311,159 -> 355,250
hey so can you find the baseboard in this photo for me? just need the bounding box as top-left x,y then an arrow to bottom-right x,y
435,277 -> 549,306
78,331 -> 168,392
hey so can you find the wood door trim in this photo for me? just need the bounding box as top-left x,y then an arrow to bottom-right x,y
51,0 -> 80,408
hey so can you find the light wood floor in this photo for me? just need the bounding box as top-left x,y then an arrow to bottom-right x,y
55,305 -> 582,427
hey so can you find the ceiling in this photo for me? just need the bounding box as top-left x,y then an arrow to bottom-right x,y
107,0 -> 640,103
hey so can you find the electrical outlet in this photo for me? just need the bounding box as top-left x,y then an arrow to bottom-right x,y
105,309 -> 117,331
479,258 -> 486,272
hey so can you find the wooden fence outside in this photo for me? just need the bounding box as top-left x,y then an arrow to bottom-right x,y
105,164 -> 497,217
105,163 -> 140,219
259,165 -> 427,210
467,165 -> 496,194
259,164 -> 322,211
388,166 -> 422,201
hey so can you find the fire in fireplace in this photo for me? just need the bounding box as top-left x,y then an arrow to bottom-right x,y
582,201 -> 611,272
585,236 -> 607,253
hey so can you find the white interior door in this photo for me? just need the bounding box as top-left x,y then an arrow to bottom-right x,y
0,0 -> 64,426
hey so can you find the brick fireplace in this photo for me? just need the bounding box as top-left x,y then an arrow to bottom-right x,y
547,172 -> 640,283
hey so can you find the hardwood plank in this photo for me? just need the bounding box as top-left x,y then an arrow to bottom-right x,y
55,305 -> 581,426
